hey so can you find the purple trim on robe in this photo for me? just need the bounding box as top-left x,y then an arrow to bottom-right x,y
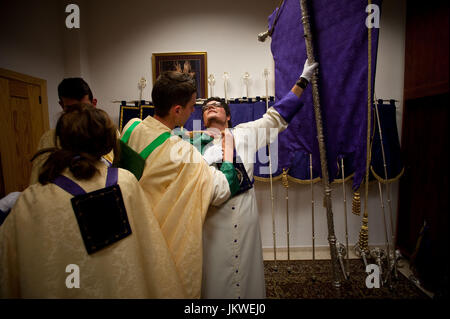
272,91 -> 304,123
105,167 -> 118,188
53,167 -> 119,196
53,175 -> 87,196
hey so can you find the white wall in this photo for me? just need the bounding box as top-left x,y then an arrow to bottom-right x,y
83,0 -> 276,126
0,0 -> 406,255
0,0 -> 66,126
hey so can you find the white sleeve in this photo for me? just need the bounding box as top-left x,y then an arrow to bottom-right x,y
0,192 -> 21,213
234,107 -> 288,156
208,165 -> 231,207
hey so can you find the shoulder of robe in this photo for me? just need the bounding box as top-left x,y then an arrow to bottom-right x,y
117,167 -> 140,185
37,129 -> 56,149
121,118 -> 143,135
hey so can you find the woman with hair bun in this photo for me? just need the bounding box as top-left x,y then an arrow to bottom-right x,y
0,104 -> 184,298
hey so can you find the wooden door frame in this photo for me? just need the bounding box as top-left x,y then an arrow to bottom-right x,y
0,68 -> 50,131
0,68 -> 50,194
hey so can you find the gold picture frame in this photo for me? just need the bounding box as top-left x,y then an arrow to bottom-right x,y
152,52 -> 208,98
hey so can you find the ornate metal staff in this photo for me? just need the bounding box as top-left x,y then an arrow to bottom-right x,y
282,168 -> 291,272
208,74 -> 215,97
309,153 -> 316,281
223,72 -> 230,103
340,158 -> 350,279
300,0 -> 341,288
257,0 -> 284,42
357,0 -> 374,266
375,179 -> 392,288
264,68 -> 278,271
336,242 -> 349,280
374,98 -> 398,280
370,247 -> 386,287
355,241 -> 369,269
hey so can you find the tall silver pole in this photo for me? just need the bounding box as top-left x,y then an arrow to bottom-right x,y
310,153 -> 316,282
376,180 -> 392,288
300,0 -> 341,287
341,158 -> 350,279
374,100 -> 398,281
282,168 -> 291,272
264,68 -> 278,270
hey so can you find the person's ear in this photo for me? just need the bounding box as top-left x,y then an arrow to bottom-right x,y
92,98 -> 98,107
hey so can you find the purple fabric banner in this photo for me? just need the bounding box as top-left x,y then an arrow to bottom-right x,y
267,0 -> 381,189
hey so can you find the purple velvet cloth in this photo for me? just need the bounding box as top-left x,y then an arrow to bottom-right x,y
268,0 -> 381,189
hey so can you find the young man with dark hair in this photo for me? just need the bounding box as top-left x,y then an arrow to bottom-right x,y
57,77 -> 97,109
198,60 -> 318,299
120,71 -> 239,298
201,97 -> 232,128
29,78 -> 110,185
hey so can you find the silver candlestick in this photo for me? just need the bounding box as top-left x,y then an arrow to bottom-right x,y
208,74 -> 215,97
138,77 -> 147,105
223,72 -> 230,103
242,72 -> 250,98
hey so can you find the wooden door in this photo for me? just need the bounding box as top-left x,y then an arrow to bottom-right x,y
0,68 -> 49,196
396,0 -> 449,293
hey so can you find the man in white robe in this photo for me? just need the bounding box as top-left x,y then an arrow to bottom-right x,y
198,60 -> 318,299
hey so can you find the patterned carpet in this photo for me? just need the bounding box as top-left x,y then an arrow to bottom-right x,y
264,259 -> 430,299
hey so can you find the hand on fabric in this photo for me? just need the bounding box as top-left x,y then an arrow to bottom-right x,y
300,59 -> 319,82
203,143 -> 223,165
0,191 -> 21,213
222,129 -> 234,163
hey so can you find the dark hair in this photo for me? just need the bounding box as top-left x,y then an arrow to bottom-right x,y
151,71 -> 197,117
202,97 -> 232,127
38,103 -> 118,184
57,78 -> 93,102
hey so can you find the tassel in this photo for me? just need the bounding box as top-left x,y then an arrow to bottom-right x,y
352,190 -> 361,216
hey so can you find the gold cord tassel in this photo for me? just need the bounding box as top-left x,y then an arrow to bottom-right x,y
352,189 -> 361,216
357,0 -> 373,257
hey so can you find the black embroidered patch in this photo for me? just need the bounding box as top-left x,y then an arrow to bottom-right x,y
233,162 -> 253,196
71,185 -> 132,254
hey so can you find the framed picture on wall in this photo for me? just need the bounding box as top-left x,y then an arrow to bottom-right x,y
152,52 -> 208,99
